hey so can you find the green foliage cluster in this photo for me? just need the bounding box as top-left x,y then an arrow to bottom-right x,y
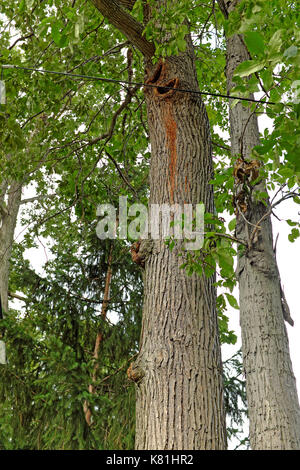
1,226 -> 143,449
223,350 -> 249,449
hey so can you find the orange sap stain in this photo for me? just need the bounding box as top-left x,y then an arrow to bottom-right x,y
164,103 -> 177,204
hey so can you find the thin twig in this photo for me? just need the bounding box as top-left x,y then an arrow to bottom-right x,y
106,150 -> 138,198
204,231 -> 248,247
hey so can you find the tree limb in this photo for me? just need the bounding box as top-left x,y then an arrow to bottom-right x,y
204,231 -> 248,247
217,0 -> 229,18
0,202 -> 8,218
106,150 -> 138,198
8,291 -> 28,302
8,32 -> 34,50
90,0 -> 155,58
20,194 -> 57,205
118,0 -> 136,10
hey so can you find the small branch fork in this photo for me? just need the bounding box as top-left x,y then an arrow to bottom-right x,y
248,185 -> 299,248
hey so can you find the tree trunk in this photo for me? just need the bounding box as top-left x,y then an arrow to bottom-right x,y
0,181 -> 22,314
224,2 -> 300,449
130,51 -> 226,451
90,0 -> 227,450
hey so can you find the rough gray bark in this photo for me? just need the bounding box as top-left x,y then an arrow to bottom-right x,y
90,0 -> 227,450
223,1 -> 300,450
0,180 -> 22,314
129,51 -> 226,450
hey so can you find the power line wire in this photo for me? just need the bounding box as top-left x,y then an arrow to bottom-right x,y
1,64 -> 280,106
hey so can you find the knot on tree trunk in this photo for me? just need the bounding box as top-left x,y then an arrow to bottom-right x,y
127,361 -> 145,384
130,239 -> 154,267
131,241 -> 144,267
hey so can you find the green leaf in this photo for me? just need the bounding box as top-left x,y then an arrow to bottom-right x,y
228,218 -> 236,232
288,228 -> 300,242
260,69 -> 274,90
51,23 -> 62,46
218,249 -> 234,274
234,60 -> 265,78
19,0 -> 26,12
230,98 -> 240,108
268,30 -> 283,53
58,34 -> 68,48
177,38 -> 187,52
225,293 -> 239,310
269,88 -> 281,103
283,45 -> 298,58
244,32 -> 265,56
286,219 -> 298,227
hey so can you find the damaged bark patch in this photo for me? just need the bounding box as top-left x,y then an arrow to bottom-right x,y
155,78 -> 179,98
233,158 -> 261,184
146,60 -> 163,86
145,61 -> 179,203
131,240 -> 144,267
131,239 -> 154,268
145,60 -> 179,98
145,60 -> 180,203
127,361 -> 145,384
233,158 -> 261,215
164,103 -> 178,204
